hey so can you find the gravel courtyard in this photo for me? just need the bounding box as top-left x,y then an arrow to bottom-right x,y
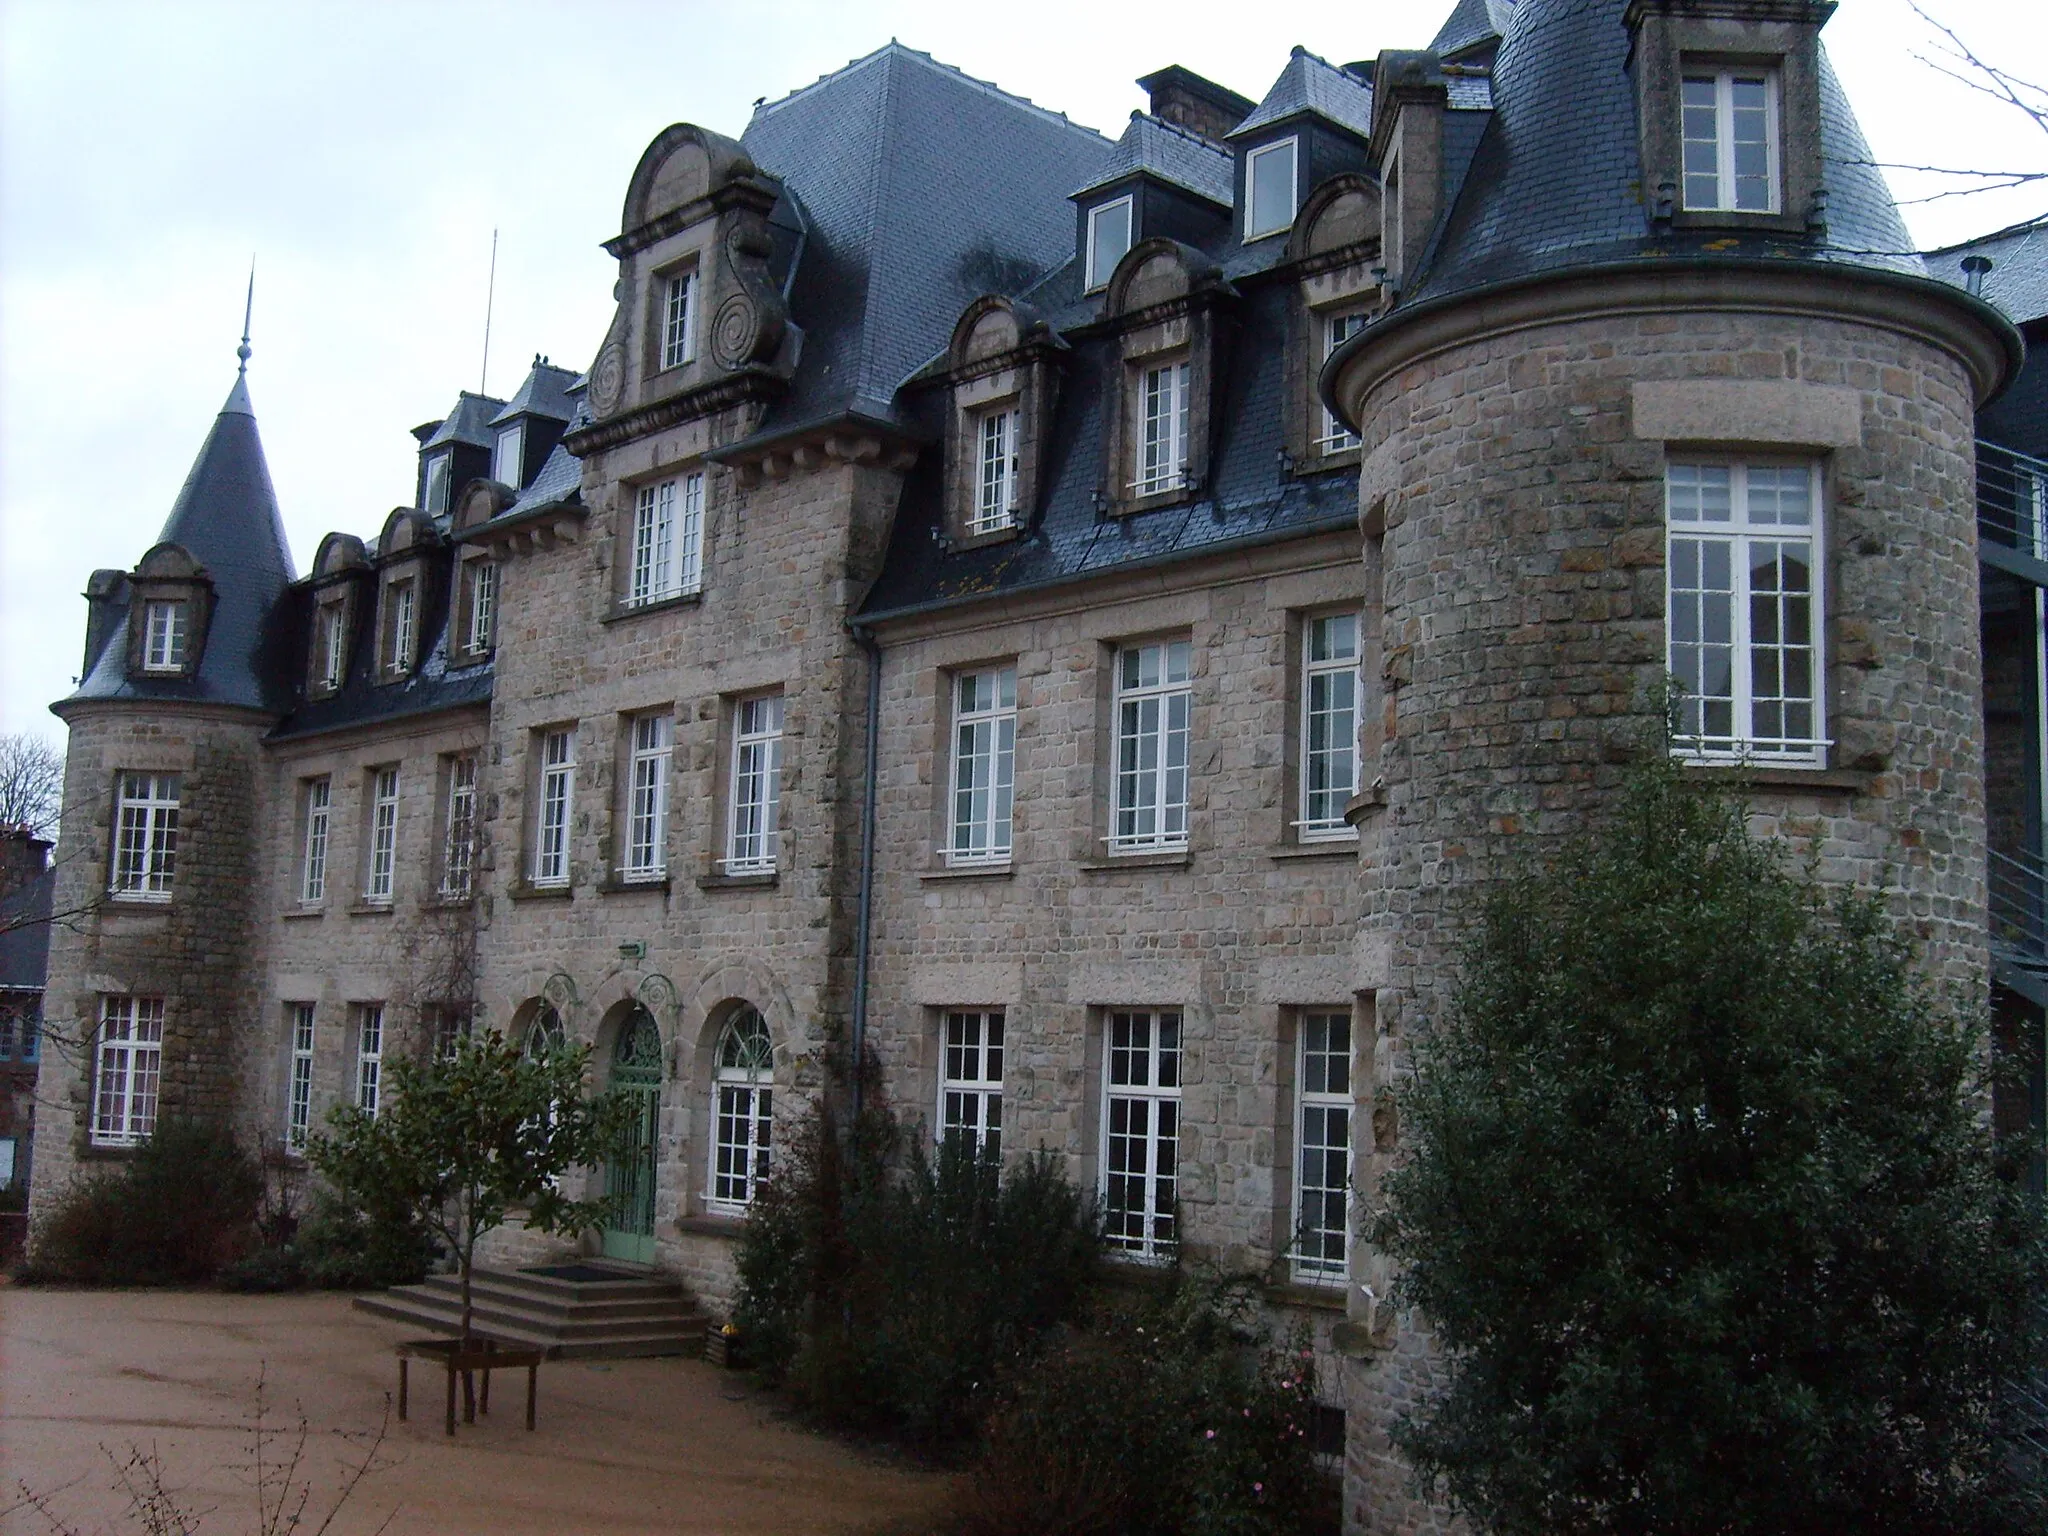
0,1287 -> 953,1535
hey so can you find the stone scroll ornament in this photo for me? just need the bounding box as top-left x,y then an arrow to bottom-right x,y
709,212 -> 788,372
541,971 -> 580,1018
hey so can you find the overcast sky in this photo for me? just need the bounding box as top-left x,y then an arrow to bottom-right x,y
2,0 -> 2044,751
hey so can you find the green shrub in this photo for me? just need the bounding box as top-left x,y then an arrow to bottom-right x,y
21,1118 -> 261,1286
290,1188 -> 436,1290
217,1243 -> 304,1293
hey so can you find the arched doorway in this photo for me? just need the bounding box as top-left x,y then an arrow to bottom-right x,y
602,1007 -> 663,1263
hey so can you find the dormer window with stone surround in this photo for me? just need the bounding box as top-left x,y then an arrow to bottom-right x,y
660,268 -> 698,372
123,543 -> 213,680
939,296 -> 1060,546
1681,68 -> 1778,212
448,479 -> 513,665
371,509 -> 441,684
1085,197 -> 1134,292
306,531 -> 370,698
1244,137 -> 1299,240
1285,172 -> 1381,469
1099,240 -> 1228,515
141,600 -> 188,673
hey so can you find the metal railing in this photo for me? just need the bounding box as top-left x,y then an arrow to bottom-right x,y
1990,846 -> 2048,965
1979,440 -> 2048,562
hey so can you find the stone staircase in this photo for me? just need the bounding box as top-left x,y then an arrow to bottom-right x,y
353,1262 -> 708,1359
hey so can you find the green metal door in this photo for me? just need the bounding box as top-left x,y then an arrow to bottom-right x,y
602,1009 -> 662,1263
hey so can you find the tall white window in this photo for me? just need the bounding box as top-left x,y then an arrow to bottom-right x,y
1112,641 -> 1191,853
940,1010 -> 1003,1157
493,424 -> 524,488
1085,196 -> 1133,291
950,667 -> 1016,865
300,776 -> 331,904
625,713 -> 673,880
629,472 -> 705,605
533,729 -> 575,886
319,604 -> 347,690
662,271 -> 697,371
1133,361 -> 1191,496
93,996 -> 164,1147
355,1004 -> 384,1118
285,1003 -> 316,1153
1292,1010 -> 1352,1284
422,453 -> 451,515
366,767 -> 399,903
112,772 -> 180,899
1300,613 -> 1361,839
725,694 -> 783,875
1102,1010 -> 1180,1259
384,581 -> 415,676
1681,69 -> 1779,213
1666,462 -> 1824,764
142,600 -> 188,672
1317,310 -> 1369,452
441,755 -> 477,897
973,407 -> 1021,534
710,1006 -> 773,1211
466,561 -> 497,653
1245,136 -> 1299,240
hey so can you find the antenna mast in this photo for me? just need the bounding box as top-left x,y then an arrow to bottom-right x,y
480,229 -> 499,395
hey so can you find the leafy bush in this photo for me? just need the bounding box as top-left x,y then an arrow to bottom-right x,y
290,1187 -> 436,1290
21,1118 -> 261,1286
217,1242 -> 304,1293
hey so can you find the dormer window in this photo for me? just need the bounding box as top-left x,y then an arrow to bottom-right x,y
423,454 -> 451,515
1316,309 -> 1370,453
1244,137 -> 1298,240
382,580 -> 415,677
466,561 -> 497,654
661,270 -> 697,371
142,601 -> 188,672
1133,361 -> 1191,497
973,407 -> 1021,535
318,603 -> 347,691
493,425 -> 524,488
1086,197 -> 1134,292
1682,69 -> 1779,213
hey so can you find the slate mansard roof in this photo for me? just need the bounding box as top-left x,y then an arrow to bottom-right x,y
1075,112 -> 1233,207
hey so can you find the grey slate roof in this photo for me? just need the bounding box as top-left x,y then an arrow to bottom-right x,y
1431,0 -> 1517,61
423,392 -> 507,450
1227,47 -> 1375,142
1075,112 -> 1234,206
1927,218 -> 2048,328
501,438 -> 584,520
739,44 -> 1112,432
1404,0 -> 1924,309
0,867 -> 52,992
67,370 -> 299,714
489,361 -> 580,427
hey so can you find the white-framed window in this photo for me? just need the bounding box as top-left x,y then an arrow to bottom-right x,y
1111,640 -> 1191,853
1666,461 -> 1824,764
300,776 -> 331,904
441,755 -> 477,897
1085,195 -> 1133,291
1102,1009 -> 1180,1259
318,604 -> 347,691
1316,310 -> 1369,453
1300,613 -> 1361,839
142,600 -> 188,672
725,694 -> 783,875
1245,136 -> 1299,240
365,766 -> 399,903
1292,1009 -> 1352,1284
92,996 -> 164,1148
422,453 -> 451,515
710,1006 -> 773,1211
625,713 -> 673,880
1132,361 -> 1191,496
383,581 -> 416,676
493,424 -> 524,488
285,1003 -> 316,1154
354,1004 -> 384,1118
466,561 -> 497,654
112,772 -> 180,899
533,728 -> 575,886
662,270 -> 697,371
1681,68 -> 1779,213
628,472 -> 705,605
939,1010 -> 1004,1157
973,406 -> 1021,534
949,667 -> 1016,865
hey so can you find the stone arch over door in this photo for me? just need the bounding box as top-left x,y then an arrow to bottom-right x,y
597,999 -> 666,1263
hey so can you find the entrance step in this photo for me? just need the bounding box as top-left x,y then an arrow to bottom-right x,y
354,1261 -> 708,1359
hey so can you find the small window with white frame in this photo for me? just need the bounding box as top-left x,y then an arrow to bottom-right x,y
300,776 -> 331,905
465,560 -> 497,655
1132,361 -> 1191,497
1299,612 -> 1361,840
493,424 -> 524,488
661,269 -> 697,371
725,693 -> 783,875
382,580 -> 415,677
624,712 -> 673,881
441,754 -> 477,898
111,771 -> 180,900
1666,461 -> 1824,764
285,1003 -> 316,1153
1085,196 -> 1133,292
1315,310 -> 1369,454
939,1010 -> 1004,1156
142,600 -> 189,672
354,1003 -> 384,1117
1681,67 -> 1779,213
973,406 -> 1022,534
627,472 -> 705,606
1102,1009 -> 1180,1259
532,728 -> 575,886
1111,640 -> 1191,854
93,995 -> 164,1147
365,766 -> 400,903
422,453 -> 451,515
1291,1009 -> 1353,1284
710,1005 -> 773,1211
317,602 -> 348,691
949,667 -> 1015,865
1245,136 -> 1299,240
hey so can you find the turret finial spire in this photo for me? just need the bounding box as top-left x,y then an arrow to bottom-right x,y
238,257 -> 254,374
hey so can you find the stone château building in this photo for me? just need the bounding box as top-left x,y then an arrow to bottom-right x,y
29,0 -> 2047,1529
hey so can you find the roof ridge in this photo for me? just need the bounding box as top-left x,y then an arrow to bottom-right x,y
750,40 -> 1111,145
1137,109 -> 1231,159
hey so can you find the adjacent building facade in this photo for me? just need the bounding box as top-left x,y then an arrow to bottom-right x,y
29,1 -> 2046,1529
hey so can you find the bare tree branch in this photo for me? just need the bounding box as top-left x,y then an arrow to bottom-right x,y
0,734 -> 63,840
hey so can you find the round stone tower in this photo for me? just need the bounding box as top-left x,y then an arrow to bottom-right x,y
1322,2 -> 2021,1530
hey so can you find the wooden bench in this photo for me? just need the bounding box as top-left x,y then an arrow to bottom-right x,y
395,1337 -> 547,1436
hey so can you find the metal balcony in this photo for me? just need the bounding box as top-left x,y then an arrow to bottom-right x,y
1979,441 -> 2048,587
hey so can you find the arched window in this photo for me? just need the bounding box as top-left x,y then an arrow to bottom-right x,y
709,1006 -> 773,1212
524,1005 -> 566,1060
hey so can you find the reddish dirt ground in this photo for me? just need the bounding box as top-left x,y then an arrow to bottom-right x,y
0,1286 -> 954,1535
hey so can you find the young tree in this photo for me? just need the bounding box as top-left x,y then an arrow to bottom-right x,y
1376,758 -> 2048,1536
310,1028 -> 634,1346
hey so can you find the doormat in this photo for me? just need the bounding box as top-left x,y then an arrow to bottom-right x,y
522,1263 -> 638,1283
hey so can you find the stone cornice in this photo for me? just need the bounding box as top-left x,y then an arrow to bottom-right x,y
468,501 -> 588,558
564,369 -> 786,458
706,415 -> 923,490
51,697 -> 276,728
604,174 -> 780,260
